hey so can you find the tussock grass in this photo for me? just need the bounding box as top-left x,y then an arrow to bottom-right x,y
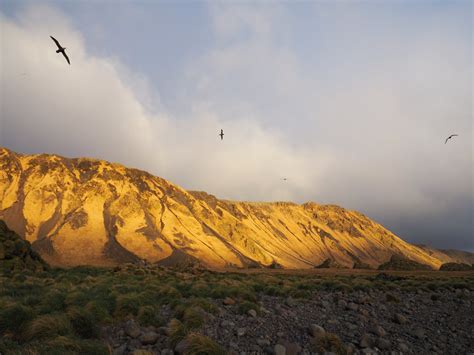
85,300 -> 112,322
168,318 -> 189,347
133,351 -> 154,355
188,297 -> 218,314
39,288 -> 67,313
185,332 -> 226,355
23,313 -> 73,341
182,306 -> 207,329
115,293 -> 141,317
67,307 -> 100,338
310,332 -> 346,355
138,305 -> 163,327
0,303 -> 34,335
238,301 -> 260,315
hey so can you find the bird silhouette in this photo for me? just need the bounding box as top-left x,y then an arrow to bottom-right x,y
445,134 -> 458,144
50,36 -> 70,65
219,129 -> 224,140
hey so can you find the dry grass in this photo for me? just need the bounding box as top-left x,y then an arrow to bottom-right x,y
310,332 -> 346,355
23,314 -> 72,341
184,332 -> 226,355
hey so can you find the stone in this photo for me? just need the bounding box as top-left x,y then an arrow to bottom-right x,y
274,344 -> 286,355
346,302 -> 359,311
346,343 -> 356,354
310,324 -> 326,337
158,326 -> 169,335
398,343 -> 409,352
161,350 -> 173,355
175,339 -> 191,353
285,343 -> 302,355
413,327 -> 425,339
285,297 -> 297,307
248,309 -> 257,317
223,297 -> 236,305
112,344 -> 126,355
277,331 -> 285,338
360,309 -> 370,317
372,325 -> 386,337
236,327 -> 246,337
124,320 -> 141,338
360,333 -> 373,348
376,338 -> 391,350
394,313 -> 408,324
128,339 -> 141,349
221,320 -> 235,327
250,345 -> 262,352
139,331 -> 159,345
338,299 -> 348,308
347,323 -> 358,331
257,338 -> 271,347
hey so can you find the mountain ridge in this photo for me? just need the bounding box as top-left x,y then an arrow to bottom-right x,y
0,147 -> 471,269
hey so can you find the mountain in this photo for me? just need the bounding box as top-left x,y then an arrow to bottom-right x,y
0,147 -> 470,269
415,244 -> 474,265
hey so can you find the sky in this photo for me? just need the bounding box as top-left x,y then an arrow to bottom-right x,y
0,0 -> 472,251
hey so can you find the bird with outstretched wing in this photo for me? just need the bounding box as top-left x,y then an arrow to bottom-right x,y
50,36 -> 70,65
445,134 -> 458,144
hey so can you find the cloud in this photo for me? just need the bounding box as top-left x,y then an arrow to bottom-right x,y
183,3 -> 473,249
0,3 -> 472,250
0,4 -> 324,203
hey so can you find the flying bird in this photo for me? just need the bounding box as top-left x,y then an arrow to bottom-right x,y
445,134 -> 458,144
219,129 -> 224,140
50,36 -> 70,65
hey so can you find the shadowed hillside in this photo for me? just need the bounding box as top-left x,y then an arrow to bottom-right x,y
0,147 -> 470,269
0,220 -> 49,273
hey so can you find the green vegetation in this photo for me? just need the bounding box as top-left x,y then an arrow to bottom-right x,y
1,219 -> 473,352
440,262 -> 473,271
238,300 -> 260,315
185,332 -> 226,355
168,318 -> 189,347
378,254 -> 433,271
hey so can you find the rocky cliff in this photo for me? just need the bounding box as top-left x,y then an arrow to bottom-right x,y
0,147 -> 469,269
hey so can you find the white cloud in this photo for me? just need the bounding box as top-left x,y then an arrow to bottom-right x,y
183,3 -> 472,248
0,4 -> 324,203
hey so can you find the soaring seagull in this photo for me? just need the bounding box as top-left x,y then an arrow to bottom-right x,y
219,129 -> 224,140
445,134 -> 458,144
50,36 -> 70,65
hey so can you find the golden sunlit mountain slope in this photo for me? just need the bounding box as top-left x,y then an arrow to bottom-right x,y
0,147 -> 469,269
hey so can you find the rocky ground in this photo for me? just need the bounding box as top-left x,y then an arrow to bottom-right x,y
105,287 -> 474,354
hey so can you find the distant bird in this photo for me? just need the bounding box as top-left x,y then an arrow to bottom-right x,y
50,36 -> 70,65
445,134 -> 458,144
282,178 -> 287,181
219,129 -> 224,140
